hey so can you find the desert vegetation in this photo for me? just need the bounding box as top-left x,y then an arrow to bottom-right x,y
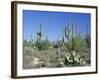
23,16 -> 91,69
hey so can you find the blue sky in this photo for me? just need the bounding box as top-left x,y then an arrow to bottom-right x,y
23,10 -> 91,42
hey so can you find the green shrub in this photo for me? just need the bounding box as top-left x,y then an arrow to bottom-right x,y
72,36 -> 88,51
53,44 -> 59,48
37,40 -> 50,50
66,41 -> 72,50
23,40 -> 32,47
73,37 -> 81,51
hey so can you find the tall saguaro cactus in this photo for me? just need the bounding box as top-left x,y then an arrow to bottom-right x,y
39,23 -> 42,42
72,23 -> 74,49
65,16 -> 73,49
65,16 -> 70,41
29,34 -> 33,47
37,23 -> 42,43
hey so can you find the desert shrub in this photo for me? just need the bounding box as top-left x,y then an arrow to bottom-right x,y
37,40 -> 50,50
66,41 -> 72,50
72,36 -> 88,51
23,40 -> 34,47
23,40 -> 30,47
53,43 -> 59,48
72,37 -> 81,51
81,39 -> 88,49
53,41 -> 61,48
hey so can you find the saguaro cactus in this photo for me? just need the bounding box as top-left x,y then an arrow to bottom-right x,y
65,16 -> 72,49
72,23 -> 74,49
65,27 -> 69,41
65,16 -> 72,42
61,28 -> 65,47
38,23 -> 42,42
29,34 -> 33,47
61,33 -> 64,47
37,23 -> 42,43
